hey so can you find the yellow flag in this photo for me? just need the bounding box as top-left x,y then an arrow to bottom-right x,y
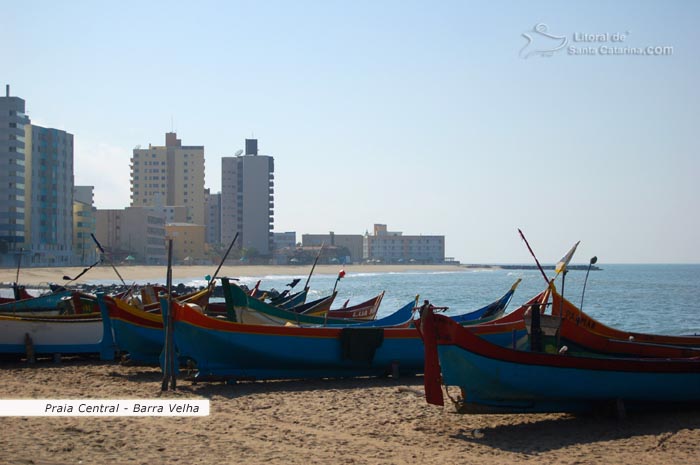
555,241 -> 580,275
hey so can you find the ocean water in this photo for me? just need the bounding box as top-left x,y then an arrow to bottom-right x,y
59,264 -> 700,336
139,264 -> 700,337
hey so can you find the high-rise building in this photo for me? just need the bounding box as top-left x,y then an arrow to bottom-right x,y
0,85 -> 29,265
24,124 -> 74,266
221,139 -> 274,256
204,189 -> 221,245
130,132 -> 205,226
73,186 -> 97,265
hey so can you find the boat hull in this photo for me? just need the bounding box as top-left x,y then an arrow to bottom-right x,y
0,309 -> 115,360
426,311 -> 700,414
172,302 -> 425,380
171,301 -> 529,381
99,295 -> 163,364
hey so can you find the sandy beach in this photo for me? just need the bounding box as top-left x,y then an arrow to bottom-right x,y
0,358 -> 698,465
0,264 -> 469,287
1,265 -> 699,464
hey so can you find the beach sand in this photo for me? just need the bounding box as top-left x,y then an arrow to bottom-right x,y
1,265 -> 699,464
1,264 -> 468,287
0,358 -> 698,465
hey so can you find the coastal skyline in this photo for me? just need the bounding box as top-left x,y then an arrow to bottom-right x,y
4,1 -> 699,264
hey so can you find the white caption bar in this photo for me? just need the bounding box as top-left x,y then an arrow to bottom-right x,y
0,399 -> 209,416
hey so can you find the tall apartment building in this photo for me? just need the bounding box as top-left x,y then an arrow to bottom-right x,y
24,124 -> 74,266
0,85 -> 30,266
221,139 -> 274,256
204,190 -> 221,245
130,132 -> 205,226
73,186 -> 97,264
363,224 -> 445,264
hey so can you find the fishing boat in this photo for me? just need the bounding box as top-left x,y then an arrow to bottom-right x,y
169,297 -> 427,380
322,292 -> 385,320
219,278 -> 375,326
0,284 -> 37,304
0,289 -> 73,315
419,305 -> 700,414
0,309 -> 116,360
287,292 -> 338,316
550,290 -> 700,348
491,285 -> 700,358
98,294 -> 164,364
0,290 -> 99,316
101,287 -> 417,364
166,280 -> 529,380
270,289 -> 308,310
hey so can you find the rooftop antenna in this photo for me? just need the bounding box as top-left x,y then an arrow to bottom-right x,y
234,149 -> 243,157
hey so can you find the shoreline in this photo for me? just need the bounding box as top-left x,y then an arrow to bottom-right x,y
0,264 -> 470,286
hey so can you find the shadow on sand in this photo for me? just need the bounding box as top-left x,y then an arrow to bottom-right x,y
448,407 -> 700,453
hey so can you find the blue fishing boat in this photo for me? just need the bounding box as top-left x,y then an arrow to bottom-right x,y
99,291 -> 419,365
419,306 -> 700,414
166,281 -> 527,380
97,294 -> 164,364
0,289 -> 76,315
169,298 -> 427,380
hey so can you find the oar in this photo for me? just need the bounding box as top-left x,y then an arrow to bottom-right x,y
62,259 -> 101,284
208,232 -> 239,289
578,256 -> 598,322
304,242 -> 324,291
90,233 -> 127,287
14,247 -> 23,284
200,233 -> 239,313
13,247 -> 23,300
517,229 -> 550,285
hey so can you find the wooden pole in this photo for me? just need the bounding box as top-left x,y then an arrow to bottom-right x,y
579,256 -> 598,322
161,239 -> 174,391
91,233 -> 127,287
167,239 -> 176,390
15,247 -> 23,284
209,232 -> 239,288
304,242 -> 324,291
517,229 -> 550,285
557,269 -> 567,347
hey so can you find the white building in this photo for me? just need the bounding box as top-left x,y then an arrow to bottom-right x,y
363,224 -> 445,264
221,139 -> 274,256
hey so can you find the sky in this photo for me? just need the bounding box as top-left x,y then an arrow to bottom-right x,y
3,1 -> 699,264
